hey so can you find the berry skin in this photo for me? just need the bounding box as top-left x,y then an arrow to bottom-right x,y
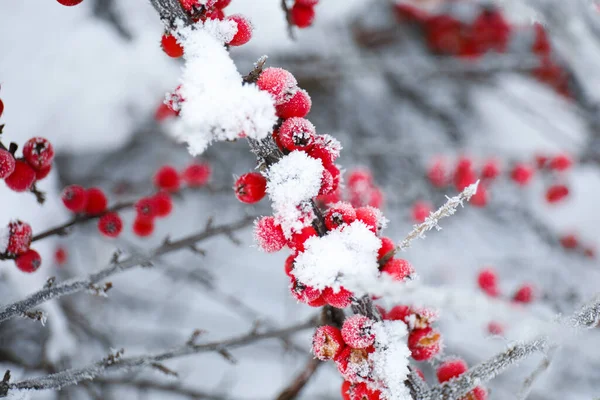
61,185 -> 88,213
84,188 -> 108,215
386,305 -> 411,323
214,0 -> 231,8
412,201 -> 431,223
436,358 -> 467,383
15,249 -> 42,273
477,268 -> 499,297
22,137 -> 54,170
511,163 -> 534,186
323,286 -> 353,308
355,206 -> 382,234
155,102 -> 178,121
55,247 -> 68,265
35,165 -> 52,180
0,149 -> 16,179
545,184 -> 569,203
57,0 -> 83,5
426,15 -> 463,55
408,327 -> 442,361
348,169 -> 373,189
481,159 -> 500,180
513,283 -> 534,304
347,382 -> 381,400
312,325 -> 346,360
290,4 -> 315,28
6,221 -> 32,256
341,315 -> 375,349
4,160 -> 36,192
182,163 -> 211,187
153,191 -> 173,218
325,202 -> 356,231
276,89 -> 312,119
133,217 -> 154,237
307,295 -> 327,307
278,117 -> 316,151
341,381 -> 352,400
319,167 -> 335,196
288,226 -> 317,253
290,277 -> 321,303
227,15 -> 253,46
378,237 -> 395,260
161,33 -> 184,58
256,68 -> 298,105
254,216 -> 286,253
98,212 -> 123,238
471,184 -> 488,208
154,166 -> 181,193
234,172 -> 267,204
335,346 -> 372,383
427,158 -> 448,188
487,321 -> 504,335
0,99 -> 3,119
560,233 -> 578,249
296,0 -> 319,5
549,154 -> 572,171
381,258 -> 414,281
135,197 -> 158,220
284,255 -> 295,277
454,157 -> 477,192
465,387 -> 488,400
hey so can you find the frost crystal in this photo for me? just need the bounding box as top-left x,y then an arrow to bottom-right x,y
170,20 -> 277,155
293,221 -> 381,293
0,227 -> 8,253
266,151 -> 324,237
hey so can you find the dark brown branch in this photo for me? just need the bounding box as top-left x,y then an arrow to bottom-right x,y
275,357 -> 321,400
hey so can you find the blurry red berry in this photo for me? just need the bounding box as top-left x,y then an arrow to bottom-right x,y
57,0 -> 83,5
98,212 -> 123,238
532,23 -> 551,56
481,159 -> 500,180
290,4 -> 315,28
408,327 -> 442,361
154,166 -> 181,193
182,163 -> 211,187
15,249 -> 42,273
234,172 -> 267,204
61,185 -> 88,213
545,184 -> 569,203
454,157 -> 477,191
436,358 -> 467,383
55,247 -> 68,266
426,15 -> 463,54
153,191 -> 173,218
312,325 -> 345,360
133,217 -> 154,237
135,197 -> 158,219
560,233 -> 578,249
84,188 -> 108,215
276,89 -> 312,119
471,184 -> 488,208
511,163 -> 534,186
155,102 -> 178,121
256,67 -> 297,105
427,158 -> 448,188
227,15 -> 253,46
254,216 -> 286,253
22,137 -> 54,170
487,321 -> 504,335
535,154 -> 549,169
412,201 -> 431,223
6,220 -> 32,256
4,160 -> 36,192
477,268 -> 499,297
161,33 -> 183,58
468,387 -> 488,400
0,149 -> 16,179
513,283 -> 534,304
549,154 -> 572,171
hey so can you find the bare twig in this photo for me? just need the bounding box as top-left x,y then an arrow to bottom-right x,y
95,377 -> 228,400
275,357 -> 322,400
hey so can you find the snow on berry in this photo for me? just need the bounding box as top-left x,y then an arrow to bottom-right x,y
133,217 -> 154,237
356,206 -> 388,235
15,249 -> 42,273
0,149 -> 15,179
312,325 -> 346,360
154,166 -> 181,193
335,346 -> 372,383
61,185 -> 88,213
290,277 -> 321,304
325,202 -> 357,231
341,315 -> 375,349
266,150 -> 324,236
436,358 -> 467,383
6,220 -> 32,256
182,162 -> 211,187
254,216 -> 286,253
153,191 -> 173,218
291,3 -> 316,28
84,188 -> 108,215
309,134 -> 341,166
513,283 -> 535,303
256,67 -> 298,105
276,89 -> 312,119
278,117 -> 316,151
98,212 -> 123,238
407,307 -> 439,330
288,226 -> 317,253
319,167 -> 335,196
169,20 -> 276,155
322,286 -> 353,308
226,15 -> 253,46
411,201 -> 431,223
4,160 -> 36,192
381,258 -> 414,281
407,327 -> 442,361
235,172 -> 267,204
293,220 -> 381,294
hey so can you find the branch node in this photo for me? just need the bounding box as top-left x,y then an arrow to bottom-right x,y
44,277 -> 56,289
150,362 -> 178,377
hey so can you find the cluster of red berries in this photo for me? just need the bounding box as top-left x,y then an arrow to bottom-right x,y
559,233 -> 595,258
2,221 -> 41,273
289,0 -> 319,29
393,1 -> 571,97
477,267 -> 535,304
318,169 -> 384,210
1,137 -> 55,193
435,358 -> 487,400
56,0 -> 83,6
161,0 -> 252,58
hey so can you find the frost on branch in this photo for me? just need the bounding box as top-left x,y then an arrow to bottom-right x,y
266,150 -> 323,237
169,19 -> 277,155
293,220 -> 381,294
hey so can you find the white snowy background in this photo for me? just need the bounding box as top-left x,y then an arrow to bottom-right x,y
1,0 -> 600,399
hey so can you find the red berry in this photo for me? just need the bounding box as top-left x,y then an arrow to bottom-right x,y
560,233 -> 578,249
436,358 -> 467,383
584,246 -> 596,259
347,382 -> 381,400
0,149 -> 16,179
312,325 -> 346,360
288,226 -> 317,253
22,137 -> 54,170
57,0 -> 83,5
4,160 -> 36,192
311,135 -> 341,166
322,287 -> 353,308
284,255 -> 295,277
408,327 -> 442,361
214,0 -> 231,8
278,117 -> 316,151
35,165 -> 52,181
335,346 -> 372,383
549,154 -> 572,171
227,15 -> 253,46
290,277 -> 321,303
381,258 -> 414,281
532,23 -> 551,56
341,315 -> 375,349
481,159 -> 500,180
256,68 -> 297,105
290,4 -> 315,28
511,163 -> 534,186
471,184 -> 488,208
487,321 -> 504,335
535,154 -> 549,169
427,158 -> 448,188
0,99 -> 3,119
296,0 -> 318,5
471,9 -> 510,53
412,201 -> 431,223
153,191 -> 173,218
182,163 -> 211,187
348,169 -> 372,189
307,295 -> 327,307
61,185 -> 88,213
155,102 -> 178,121
133,217 -> 154,237
161,33 -> 183,58
341,381 -> 352,400
545,184 -> 569,203
179,0 -> 207,11
377,237 -> 395,260
319,167 -> 335,196
325,202 -> 356,231
426,15 -> 463,54
135,197 -> 158,219
84,188 -> 108,215
254,216 -> 286,253
477,268 -> 499,297
454,157 -> 477,192
234,172 -> 267,204
276,89 -> 312,119
513,283 -> 534,304
355,206 -> 383,234
386,305 -> 411,322
154,166 -> 181,193
6,221 -> 32,256
55,247 -> 68,266
15,249 -> 42,273
467,387 -> 488,400
98,212 -> 123,238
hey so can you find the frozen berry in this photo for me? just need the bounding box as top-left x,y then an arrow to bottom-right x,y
227,15 -> 253,46
6,220 -> 32,256
307,295 -> 327,307
348,169 -> 372,189
468,387 -> 488,400
386,305 -> 411,322
35,165 -> 52,180
341,315 -> 375,349
408,327 -> 442,361
4,160 -> 36,192
412,201 -> 431,223
0,149 -> 15,179
436,358 -> 467,383
341,381 -> 352,400
560,233 -> 578,249
135,197 -> 158,219
471,184 -> 488,208
154,166 -> 181,193
182,163 -> 211,187
347,382 -> 381,400
179,0 -> 207,11
256,67 -> 297,105
61,185 -> 88,213
155,102 -> 178,121
161,33 -> 183,58
381,258 -> 414,281
57,0 -> 83,5
133,217 -> 154,237
0,99 -> 3,119
312,325 -> 345,360
22,137 -> 54,170
234,172 -> 267,204
311,135 -> 341,166
290,277 -> 321,303
290,3 -> 315,28
278,117 -> 316,151
545,184 -> 569,203
511,163 -> 533,186
55,247 -> 68,265
513,283 -> 534,304
325,202 -> 356,230
84,188 -> 108,215
487,321 -> 504,335
98,212 -> 123,238
454,157 -> 477,192
477,268 -> 499,297
254,216 -> 286,253
323,286 -> 353,308
427,158 -> 448,188
335,346 -> 371,383
378,237 -> 395,261
549,154 -> 572,171
288,226 -> 317,253
319,167 -> 335,196
153,191 -> 173,218
481,159 -> 500,180
15,249 -> 41,273
355,206 -> 383,234
284,255 -> 295,276
276,89 -> 312,119
214,0 -> 231,8
296,0 -> 319,5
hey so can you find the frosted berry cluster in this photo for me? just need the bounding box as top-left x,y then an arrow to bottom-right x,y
289,0 -> 320,29
317,168 -> 384,210
0,221 -> 41,273
0,135 -> 54,194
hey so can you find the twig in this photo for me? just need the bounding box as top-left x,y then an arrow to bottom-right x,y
275,357 -> 322,400
518,345 -> 557,400
95,377 -> 228,400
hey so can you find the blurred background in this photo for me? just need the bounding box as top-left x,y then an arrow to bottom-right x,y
1,0 -> 600,398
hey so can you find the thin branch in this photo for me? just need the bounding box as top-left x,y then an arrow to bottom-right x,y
95,377 -> 228,400
275,357 -> 321,400
518,345 -> 557,400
